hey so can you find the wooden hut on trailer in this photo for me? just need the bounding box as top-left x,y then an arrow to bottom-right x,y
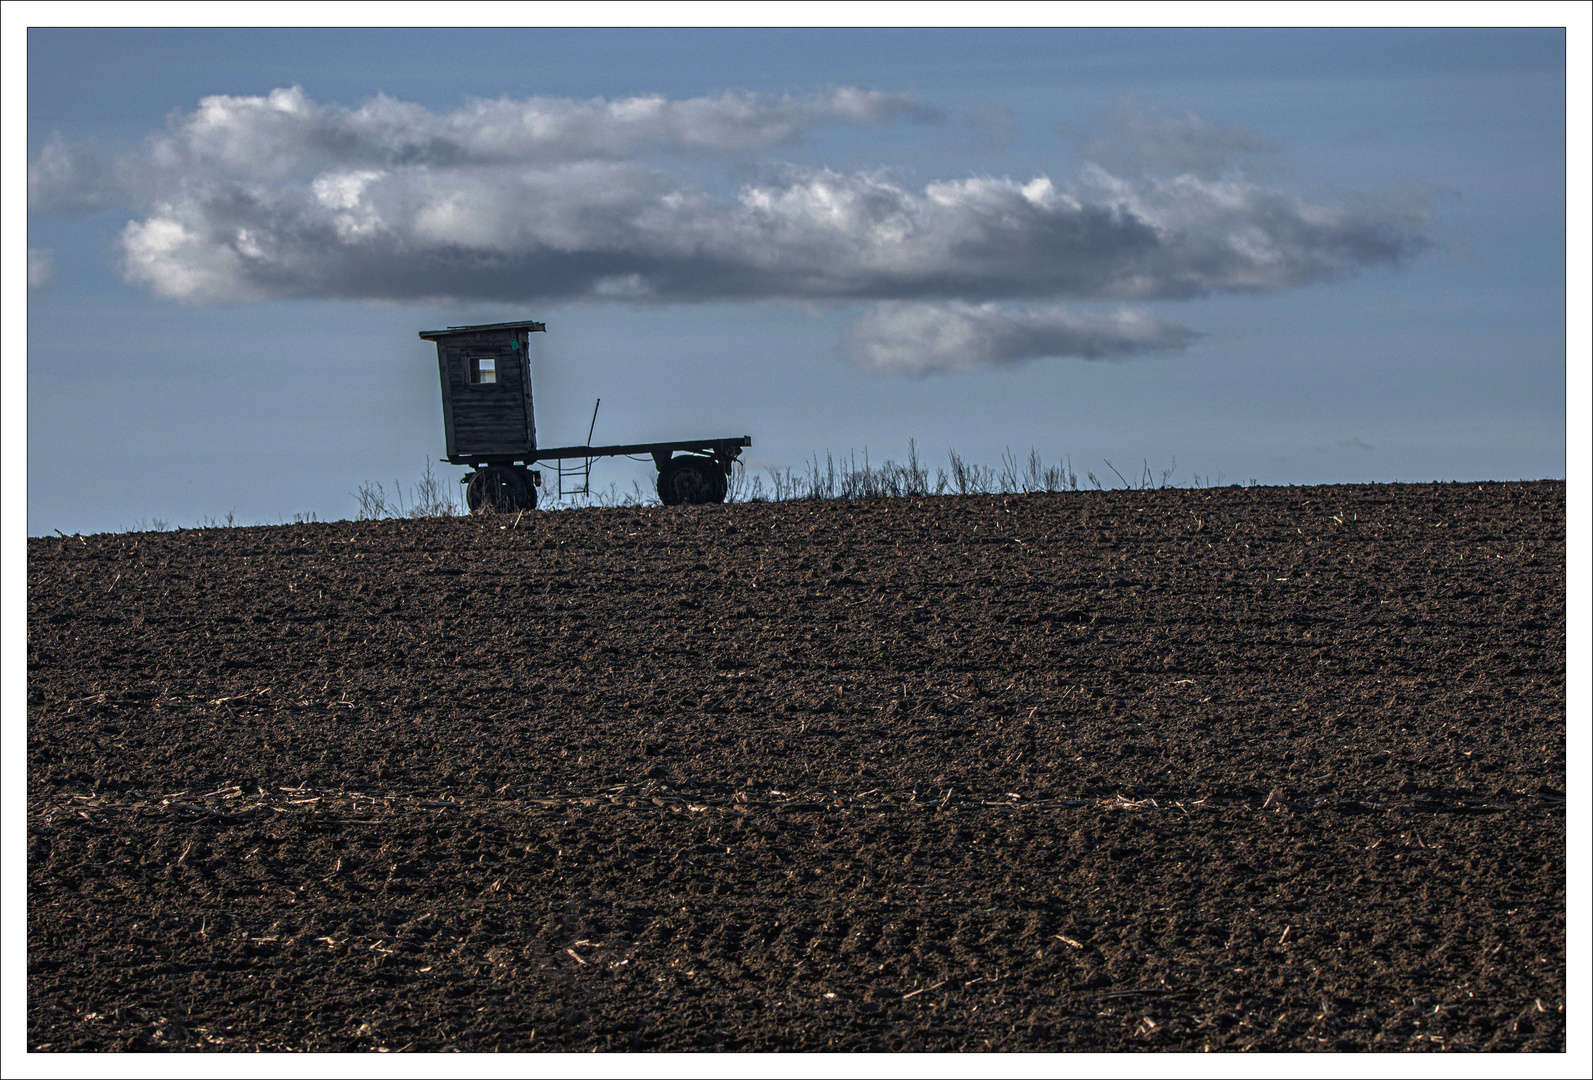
420,319 -> 749,511
421,319 -> 543,467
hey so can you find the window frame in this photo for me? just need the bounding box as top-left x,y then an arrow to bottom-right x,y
466,355 -> 502,387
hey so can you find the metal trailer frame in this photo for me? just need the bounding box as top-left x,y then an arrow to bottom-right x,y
420,320 -> 749,510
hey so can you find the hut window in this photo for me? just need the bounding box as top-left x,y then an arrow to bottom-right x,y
469,357 -> 497,385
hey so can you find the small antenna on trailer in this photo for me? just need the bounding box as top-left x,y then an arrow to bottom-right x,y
558,398 -> 602,498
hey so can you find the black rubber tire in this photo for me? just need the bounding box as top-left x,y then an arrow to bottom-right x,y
657,456 -> 726,506
466,467 -> 530,513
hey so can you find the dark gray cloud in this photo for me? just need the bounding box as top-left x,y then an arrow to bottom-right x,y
841,301 -> 1201,375
32,87 -> 1436,375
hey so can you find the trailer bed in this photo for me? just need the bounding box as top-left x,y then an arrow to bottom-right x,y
521,436 -> 750,465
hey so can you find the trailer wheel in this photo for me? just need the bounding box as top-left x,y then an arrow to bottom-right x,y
466,466 -> 530,513
657,456 -> 725,506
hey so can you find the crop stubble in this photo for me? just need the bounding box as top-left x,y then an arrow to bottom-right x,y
27,481 -> 1565,1051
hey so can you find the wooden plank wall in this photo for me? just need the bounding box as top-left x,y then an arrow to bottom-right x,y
438,331 -> 533,457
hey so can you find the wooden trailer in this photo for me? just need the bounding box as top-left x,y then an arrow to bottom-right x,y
420,320 -> 750,511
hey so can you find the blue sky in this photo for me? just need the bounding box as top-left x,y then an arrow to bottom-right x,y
19,25 -> 1575,535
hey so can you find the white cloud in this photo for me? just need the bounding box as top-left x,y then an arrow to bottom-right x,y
27,248 -> 55,289
106,84 -> 940,188
840,301 -> 1200,375
29,87 -> 1437,375
106,155 -> 1430,307
27,136 -> 116,214
121,215 -> 260,303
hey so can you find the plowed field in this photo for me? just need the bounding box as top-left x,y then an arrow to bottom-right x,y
27,481 -> 1566,1052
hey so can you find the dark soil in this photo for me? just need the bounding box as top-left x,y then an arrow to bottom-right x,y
27,481 -> 1566,1052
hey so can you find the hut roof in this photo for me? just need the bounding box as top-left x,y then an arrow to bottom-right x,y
419,320 -> 546,341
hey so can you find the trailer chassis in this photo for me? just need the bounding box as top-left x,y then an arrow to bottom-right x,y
451,436 -> 750,511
